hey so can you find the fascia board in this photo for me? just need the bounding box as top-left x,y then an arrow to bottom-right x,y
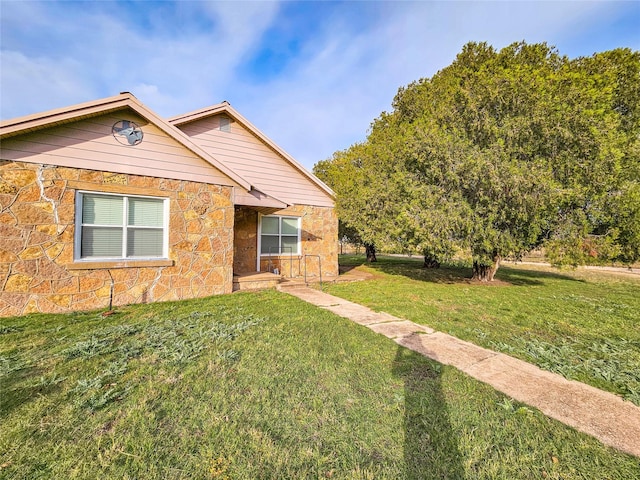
0,94 -> 132,138
168,103 -> 336,199
125,96 -> 251,190
0,93 -> 252,191
166,102 -> 229,125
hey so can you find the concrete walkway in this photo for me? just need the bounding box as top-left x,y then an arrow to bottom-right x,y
278,284 -> 640,458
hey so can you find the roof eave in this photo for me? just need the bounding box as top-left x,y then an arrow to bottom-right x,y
168,103 -> 336,200
0,93 -> 134,139
0,93 -> 253,192
166,101 -> 230,126
124,97 -> 252,191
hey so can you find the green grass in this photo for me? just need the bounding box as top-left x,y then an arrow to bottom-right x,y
1,289 -> 639,478
330,255 -> 640,405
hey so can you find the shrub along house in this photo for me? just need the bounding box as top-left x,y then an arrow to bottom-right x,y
0,92 -> 337,317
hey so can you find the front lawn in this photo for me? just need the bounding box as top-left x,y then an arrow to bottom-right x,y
330,255 -> 640,405
1,290 -> 639,479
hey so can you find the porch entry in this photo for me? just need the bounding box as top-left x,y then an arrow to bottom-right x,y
232,206 -> 303,278
232,206 -> 322,281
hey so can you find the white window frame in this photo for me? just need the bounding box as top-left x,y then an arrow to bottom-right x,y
74,191 -> 169,261
257,215 -> 301,269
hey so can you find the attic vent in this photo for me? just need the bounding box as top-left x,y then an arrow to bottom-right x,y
112,120 -> 143,146
219,116 -> 231,132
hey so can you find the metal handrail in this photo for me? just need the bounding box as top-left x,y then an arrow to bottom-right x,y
267,246 -> 294,277
303,254 -> 322,288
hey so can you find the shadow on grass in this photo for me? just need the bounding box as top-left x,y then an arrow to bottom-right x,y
496,266 -> 586,286
338,264 -> 359,274
0,365 -> 61,418
340,255 -> 584,286
392,346 -> 464,479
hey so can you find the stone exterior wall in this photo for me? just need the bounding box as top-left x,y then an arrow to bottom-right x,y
0,161 -> 234,317
297,204 -> 339,278
233,207 -> 259,274
234,205 -> 338,278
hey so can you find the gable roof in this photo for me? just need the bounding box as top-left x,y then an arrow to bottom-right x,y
0,92 -> 252,191
168,102 -> 335,200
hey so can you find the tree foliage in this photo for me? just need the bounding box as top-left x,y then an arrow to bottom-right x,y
314,42 -> 640,279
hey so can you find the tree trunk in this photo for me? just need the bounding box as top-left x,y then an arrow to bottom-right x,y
472,251 -> 501,281
423,253 -> 441,269
365,243 -> 377,262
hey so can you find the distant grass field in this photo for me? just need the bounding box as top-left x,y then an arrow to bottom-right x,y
1,288 -> 639,478
330,255 -> 640,405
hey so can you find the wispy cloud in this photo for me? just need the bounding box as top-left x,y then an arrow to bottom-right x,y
1,1 -> 638,170
0,1 -> 280,113
231,1 -> 638,166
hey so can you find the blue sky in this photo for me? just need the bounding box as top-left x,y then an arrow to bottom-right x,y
1,1 -> 639,171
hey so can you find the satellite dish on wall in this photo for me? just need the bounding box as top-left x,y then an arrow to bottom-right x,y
112,120 -> 144,146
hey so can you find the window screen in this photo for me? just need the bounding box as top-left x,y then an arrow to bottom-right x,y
78,192 -> 167,259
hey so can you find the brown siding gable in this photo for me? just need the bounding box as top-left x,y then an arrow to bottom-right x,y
1,93 -> 252,191
168,103 -> 335,201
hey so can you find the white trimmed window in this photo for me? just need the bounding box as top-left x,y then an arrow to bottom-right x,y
75,192 -> 169,260
259,216 -> 300,255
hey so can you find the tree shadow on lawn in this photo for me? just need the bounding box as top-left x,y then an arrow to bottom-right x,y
392,346 -> 464,479
338,264 -> 358,274
496,265 -> 586,286
341,256 -> 584,287
0,365 -> 63,418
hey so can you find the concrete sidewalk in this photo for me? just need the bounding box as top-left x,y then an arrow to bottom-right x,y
278,284 -> 640,458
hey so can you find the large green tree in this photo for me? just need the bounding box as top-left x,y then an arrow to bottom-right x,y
315,42 -> 639,280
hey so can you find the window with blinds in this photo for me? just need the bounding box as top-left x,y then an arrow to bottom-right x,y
76,192 -> 168,260
259,216 -> 300,255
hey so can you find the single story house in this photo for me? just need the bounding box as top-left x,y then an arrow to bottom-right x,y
0,92 -> 337,317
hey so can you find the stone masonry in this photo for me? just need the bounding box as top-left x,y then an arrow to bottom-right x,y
0,161 -> 234,317
233,206 -> 259,274
233,204 -> 338,278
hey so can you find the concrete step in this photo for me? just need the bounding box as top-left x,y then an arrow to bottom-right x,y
233,272 -> 344,292
232,272 -> 281,292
